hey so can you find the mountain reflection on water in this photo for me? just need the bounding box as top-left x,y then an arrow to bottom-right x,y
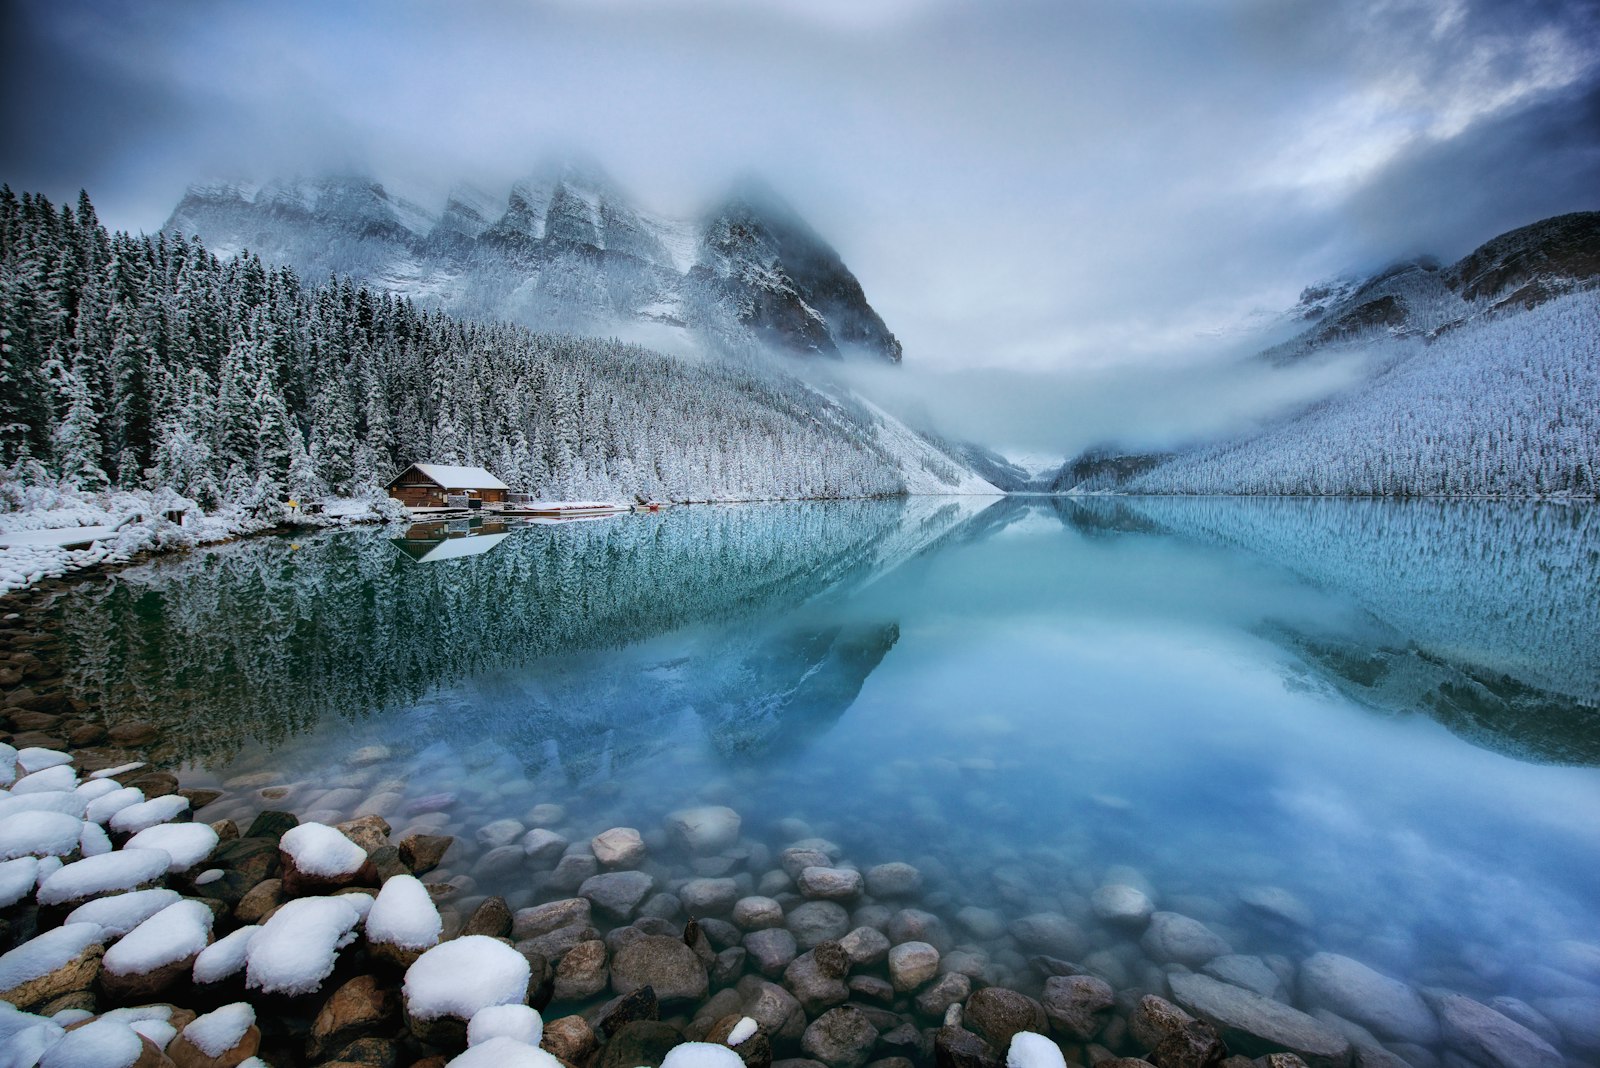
47,496 -> 1600,773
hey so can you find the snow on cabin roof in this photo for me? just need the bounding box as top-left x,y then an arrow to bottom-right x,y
395,464 -> 509,490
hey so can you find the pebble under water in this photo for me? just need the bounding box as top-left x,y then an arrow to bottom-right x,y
30,496 -> 1600,1066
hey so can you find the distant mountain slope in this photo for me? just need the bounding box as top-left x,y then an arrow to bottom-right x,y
1130,290 -> 1598,496
1075,211 -> 1600,498
164,164 -> 903,363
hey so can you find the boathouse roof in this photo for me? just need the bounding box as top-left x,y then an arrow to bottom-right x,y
388,463 -> 509,491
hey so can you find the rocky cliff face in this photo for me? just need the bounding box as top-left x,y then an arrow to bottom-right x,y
1263,210 -> 1600,366
164,164 -> 904,363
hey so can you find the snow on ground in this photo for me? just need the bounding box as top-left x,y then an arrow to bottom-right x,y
0,471 -> 405,597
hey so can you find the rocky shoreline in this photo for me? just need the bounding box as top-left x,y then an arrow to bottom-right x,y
3,585 -> 1599,1068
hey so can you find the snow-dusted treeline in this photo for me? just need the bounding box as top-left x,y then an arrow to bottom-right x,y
1128,292 -> 1600,497
0,188 -> 926,507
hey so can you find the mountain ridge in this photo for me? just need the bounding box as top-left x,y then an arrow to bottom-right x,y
164,166 -> 904,364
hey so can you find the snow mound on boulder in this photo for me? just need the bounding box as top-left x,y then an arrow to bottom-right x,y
36,848 -> 172,905
468,1003 -> 543,1046
447,1036 -> 563,1068
84,787 -> 142,825
181,1003 -> 256,1057
0,923 -> 106,993
194,924 -> 260,984
246,895 -> 363,995
0,811 -> 83,861
404,935 -> 531,1022
280,822 -> 367,877
367,874 -> 442,950
1007,1032 -> 1067,1068
0,856 -> 40,907
661,1042 -> 746,1068
15,748 -> 71,774
66,888 -> 182,937
78,822 -> 112,857
125,823 -> 219,873
108,794 -> 189,835
11,764 -> 77,795
0,790 -> 87,820
103,899 -> 214,976
0,1001 -> 65,1068
36,1016 -> 145,1068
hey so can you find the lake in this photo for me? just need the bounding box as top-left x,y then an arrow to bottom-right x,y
40,495 -> 1600,1064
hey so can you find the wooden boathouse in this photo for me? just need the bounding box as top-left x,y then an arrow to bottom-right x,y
385,463 -> 509,509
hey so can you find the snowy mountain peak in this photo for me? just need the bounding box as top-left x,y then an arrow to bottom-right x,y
164,164 -> 900,363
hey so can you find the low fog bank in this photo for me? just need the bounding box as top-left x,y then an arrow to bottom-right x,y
831,345 -> 1372,468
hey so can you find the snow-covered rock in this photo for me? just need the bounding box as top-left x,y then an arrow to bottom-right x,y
169,1002 -> 260,1066
245,895 -> 364,996
10,765 -> 77,796
0,923 -> 107,1009
467,1003 -> 543,1047
101,899 -> 214,998
84,787 -> 143,826
365,874 -> 441,963
65,888 -> 183,938
36,849 -> 172,906
193,924 -> 260,985
108,795 -> 190,835
0,811 -> 82,861
660,1041 -> 746,1068
278,822 -> 368,893
76,822 -> 112,858
0,1002 -> 66,1068
124,823 -> 219,873
15,749 -> 72,775
403,935 -> 531,1033
36,1016 -> 149,1068
446,1036 -> 563,1068
0,856 -> 40,907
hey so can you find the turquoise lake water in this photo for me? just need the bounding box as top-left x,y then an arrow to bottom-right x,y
44,495 -> 1600,1060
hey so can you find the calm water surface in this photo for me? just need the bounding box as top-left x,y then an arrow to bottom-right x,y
46,496 -> 1600,1055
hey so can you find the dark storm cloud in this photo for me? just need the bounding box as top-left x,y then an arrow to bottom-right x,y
2,0 -> 1595,453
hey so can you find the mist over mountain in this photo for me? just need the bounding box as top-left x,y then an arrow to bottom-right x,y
1048,211 -> 1600,498
164,162 -> 903,364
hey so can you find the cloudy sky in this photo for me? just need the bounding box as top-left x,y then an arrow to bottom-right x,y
3,0 -> 1596,449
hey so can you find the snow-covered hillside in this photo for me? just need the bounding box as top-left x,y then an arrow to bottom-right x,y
164,163 -> 904,364
1130,291 -> 1599,496
1068,212 -> 1600,498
